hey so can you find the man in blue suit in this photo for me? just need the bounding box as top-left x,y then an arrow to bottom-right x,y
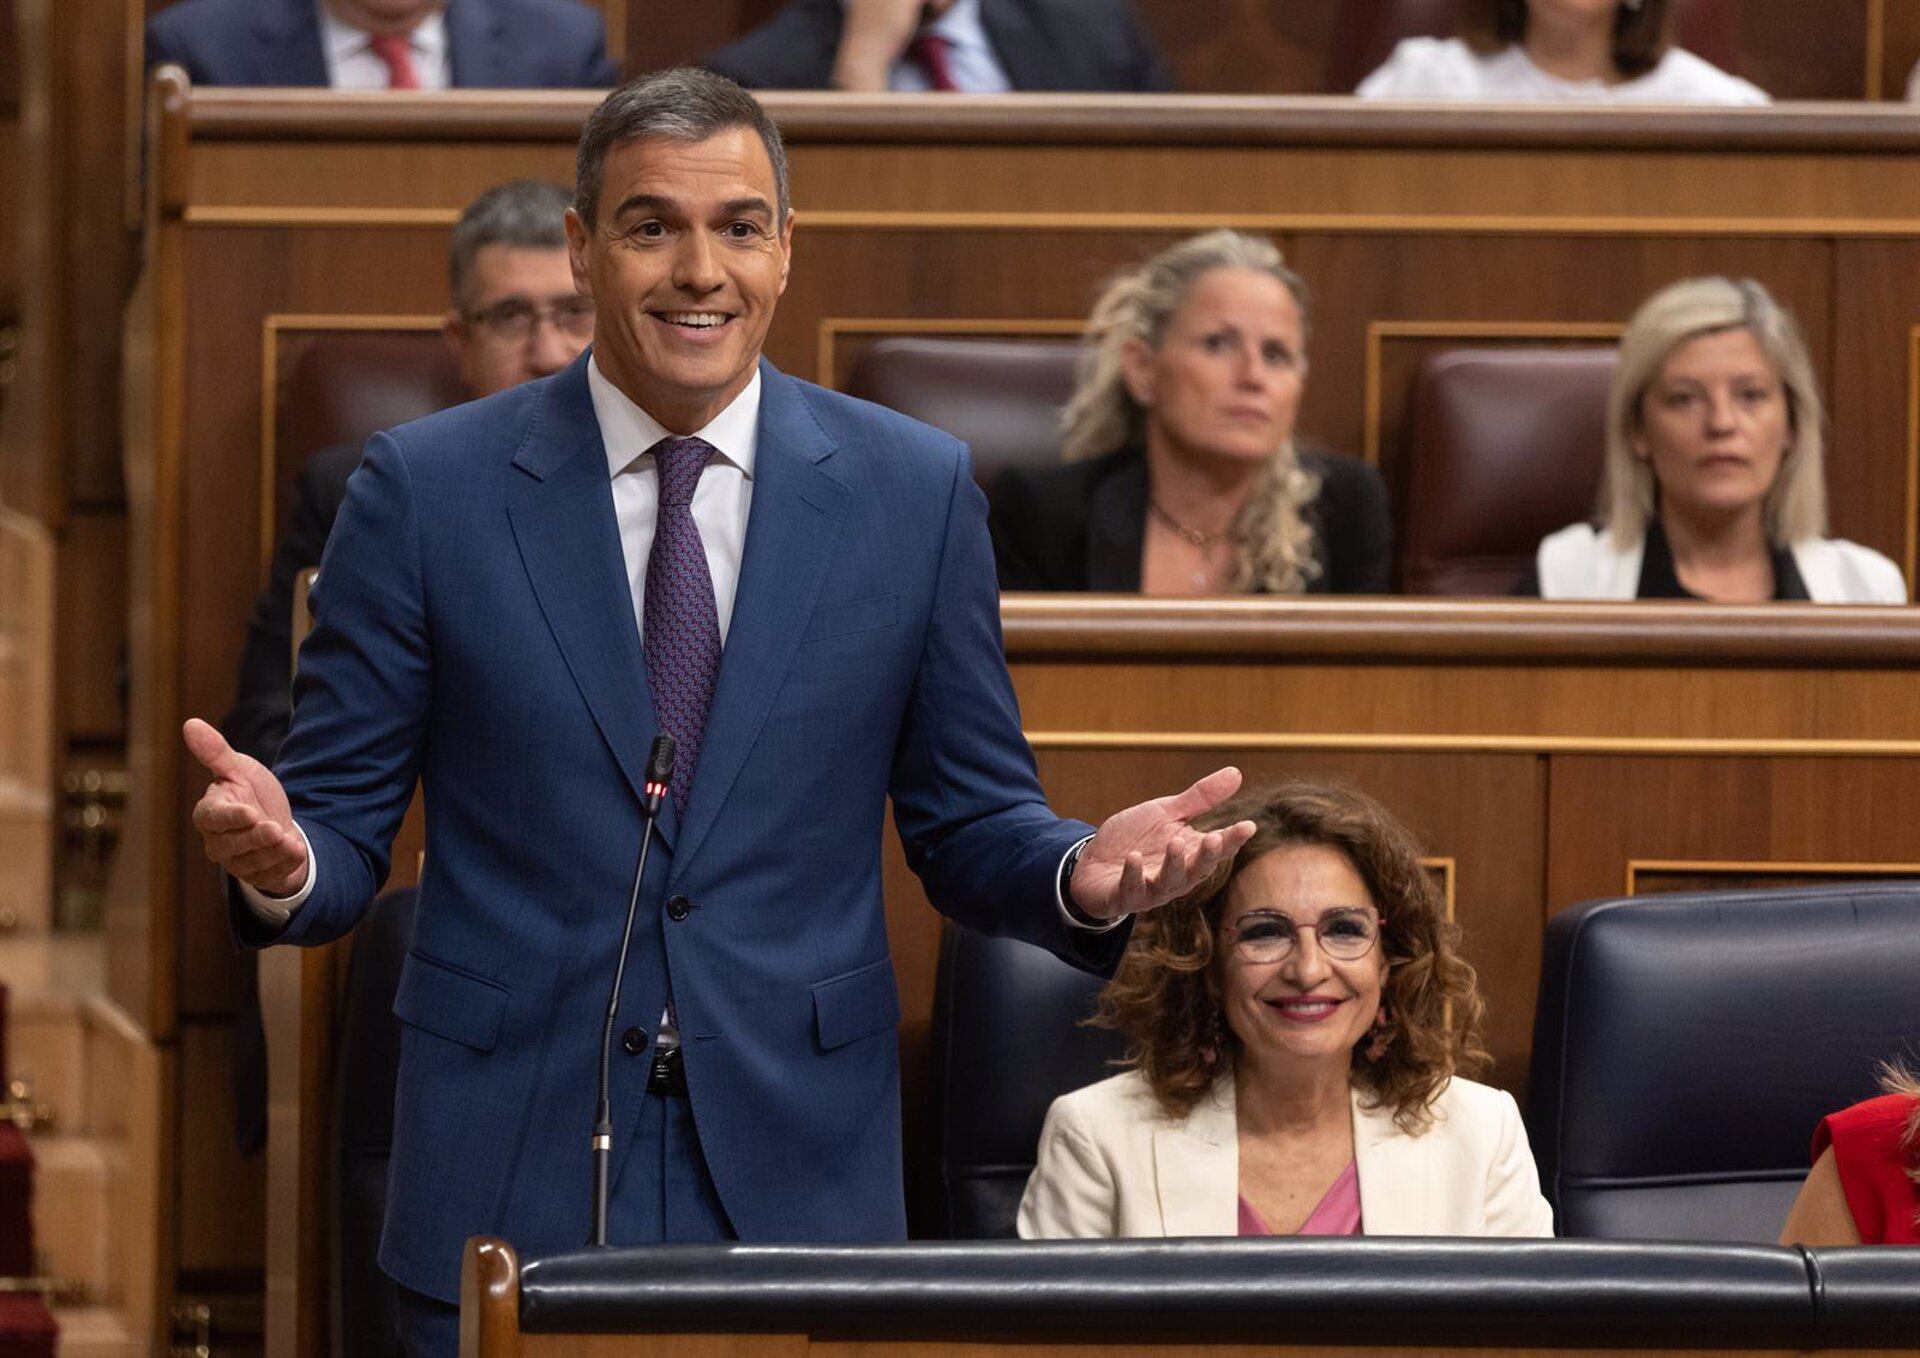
184,68 -> 1253,1357
147,0 -> 618,89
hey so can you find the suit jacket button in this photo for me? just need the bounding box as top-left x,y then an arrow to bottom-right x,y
666,895 -> 691,921
621,1026 -> 647,1055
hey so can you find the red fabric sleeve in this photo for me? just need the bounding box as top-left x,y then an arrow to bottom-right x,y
1812,1093 -> 1920,1246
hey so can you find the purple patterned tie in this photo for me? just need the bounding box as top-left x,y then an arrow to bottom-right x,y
643,436 -> 722,814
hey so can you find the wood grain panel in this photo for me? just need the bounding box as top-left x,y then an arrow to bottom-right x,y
624,0 -> 786,76
1545,756 -> 1920,914
1830,239 -> 1920,586
176,1019 -> 265,1274
58,508 -> 130,742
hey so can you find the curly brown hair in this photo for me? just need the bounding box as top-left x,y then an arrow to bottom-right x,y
1094,781 -> 1489,1134
1461,0 -> 1671,81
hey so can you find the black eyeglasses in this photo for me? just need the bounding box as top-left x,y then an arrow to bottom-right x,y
466,297 -> 596,344
1219,908 -> 1380,964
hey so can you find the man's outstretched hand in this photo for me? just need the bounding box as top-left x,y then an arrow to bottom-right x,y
1068,766 -> 1257,923
183,718 -> 309,897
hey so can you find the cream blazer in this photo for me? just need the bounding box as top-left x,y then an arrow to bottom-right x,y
1016,1068 -> 1554,1239
1535,523 -> 1908,603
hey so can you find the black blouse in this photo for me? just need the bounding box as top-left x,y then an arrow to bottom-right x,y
1511,520 -> 1809,600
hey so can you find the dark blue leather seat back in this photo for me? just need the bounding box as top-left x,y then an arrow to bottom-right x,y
1529,881 -> 1920,1241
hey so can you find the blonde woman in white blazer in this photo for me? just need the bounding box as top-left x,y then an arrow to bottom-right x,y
1018,782 -> 1553,1240
1522,277 -> 1907,605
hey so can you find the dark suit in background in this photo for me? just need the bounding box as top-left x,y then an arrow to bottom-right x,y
703,0 -> 1172,92
989,444 -> 1394,593
222,443 -> 359,1155
146,0 -> 620,87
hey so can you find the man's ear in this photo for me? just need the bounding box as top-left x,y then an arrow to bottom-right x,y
441,308 -> 465,357
1119,337 -> 1155,409
777,208 -> 794,296
563,206 -> 594,297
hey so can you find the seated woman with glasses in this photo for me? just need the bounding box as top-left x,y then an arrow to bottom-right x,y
1518,277 -> 1905,602
1018,781 -> 1552,1239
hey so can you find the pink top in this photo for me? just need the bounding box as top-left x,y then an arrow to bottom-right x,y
1238,1160 -> 1362,1237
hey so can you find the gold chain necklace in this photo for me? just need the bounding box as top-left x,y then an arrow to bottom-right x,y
1148,497 -> 1236,550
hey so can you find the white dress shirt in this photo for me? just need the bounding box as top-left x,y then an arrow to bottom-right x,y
244,356 -> 1115,936
879,0 -> 1014,94
1355,37 -> 1768,106
318,3 -> 452,90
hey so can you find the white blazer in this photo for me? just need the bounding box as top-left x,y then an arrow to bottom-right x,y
1536,523 -> 1908,604
1016,1068 -> 1554,1239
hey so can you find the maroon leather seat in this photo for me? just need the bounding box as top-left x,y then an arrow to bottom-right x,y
1328,0 -> 1740,95
273,332 -> 466,516
1400,347 -> 1615,596
843,338 -> 1080,502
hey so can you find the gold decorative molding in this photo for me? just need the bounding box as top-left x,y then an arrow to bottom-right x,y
816,317 -> 1083,393
258,314 -> 445,585
1361,320 -> 1622,467
1026,731 -> 1920,757
1904,324 -> 1920,587
1624,857 -> 1920,895
1867,0 -> 1889,101
1420,857 -> 1457,922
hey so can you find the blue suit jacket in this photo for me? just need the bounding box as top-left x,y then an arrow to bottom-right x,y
236,355 -> 1119,1301
146,0 -> 618,88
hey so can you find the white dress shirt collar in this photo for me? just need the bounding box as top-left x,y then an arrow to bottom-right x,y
587,353 -> 761,481
317,3 -> 451,89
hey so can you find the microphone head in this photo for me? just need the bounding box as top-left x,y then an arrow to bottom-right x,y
646,735 -> 678,784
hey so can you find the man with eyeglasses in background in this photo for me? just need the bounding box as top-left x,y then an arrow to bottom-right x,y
220,178 -> 592,1160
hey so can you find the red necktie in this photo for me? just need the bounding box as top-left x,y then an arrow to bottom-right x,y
367,33 -> 421,90
906,33 -> 959,92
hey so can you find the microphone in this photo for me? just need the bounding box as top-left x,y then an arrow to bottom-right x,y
589,733 -> 676,1247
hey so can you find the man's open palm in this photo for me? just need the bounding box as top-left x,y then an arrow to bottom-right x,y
183,718 -> 308,897
1068,766 -> 1257,922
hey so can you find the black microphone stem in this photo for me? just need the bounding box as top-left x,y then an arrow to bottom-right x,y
591,737 -> 676,1248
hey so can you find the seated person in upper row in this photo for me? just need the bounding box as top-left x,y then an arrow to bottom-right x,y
704,0 -> 1170,93
1521,276 -> 1905,603
990,231 -> 1391,595
1019,781 -> 1552,1239
1781,1063 -> 1920,1247
1358,0 -> 1766,107
147,0 -> 618,88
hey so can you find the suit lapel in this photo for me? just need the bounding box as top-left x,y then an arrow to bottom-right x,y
1353,1085 -> 1428,1235
446,0 -> 507,87
506,356 -> 673,842
979,0 -> 1050,90
670,363 -> 848,876
254,0 -> 329,86
1152,1076 -> 1239,1236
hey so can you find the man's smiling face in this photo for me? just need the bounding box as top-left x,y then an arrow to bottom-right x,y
566,128 -> 793,433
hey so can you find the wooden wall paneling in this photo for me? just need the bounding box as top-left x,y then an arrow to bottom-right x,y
623,0 -> 786,77
1877,0 -> 1920,101
1132,0 -> 1342,95
58,508 -> 130,741
175,1018 -> 266,1274
1717,0 -> 1870,102
1544,755 -> 1920,914
1830,238 -> 1920,590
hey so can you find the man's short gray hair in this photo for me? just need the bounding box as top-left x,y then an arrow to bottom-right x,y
448,180 -> 573,310
574,68 -> 790,228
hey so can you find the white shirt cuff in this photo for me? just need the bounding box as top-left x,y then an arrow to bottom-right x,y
238,821 -> 317,927
1055,834 -> 1127,933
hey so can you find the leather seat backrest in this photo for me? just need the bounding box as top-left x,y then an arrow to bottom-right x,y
1528,882 -> 1920,1242
844,338 -> 1080,503
1401,347 -> 1615,595
932,925 -> 1126,1238
274,332 -> 467,518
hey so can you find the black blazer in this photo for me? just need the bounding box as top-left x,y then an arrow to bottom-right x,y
703,0 -> 1172,92
146,0 -> 619,88
990,444 -> 1394,593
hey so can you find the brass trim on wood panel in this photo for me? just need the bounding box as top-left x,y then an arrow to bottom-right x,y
258,314 -> 447,586
1905,325 -> 1920,587
1362,320 -> 1624,467
1624,857 -> 1920,895
182,206 -> 1920,240
1025,731 -> 1920,756
817,317 -> 1084,391
1421,857 -> 1457,922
